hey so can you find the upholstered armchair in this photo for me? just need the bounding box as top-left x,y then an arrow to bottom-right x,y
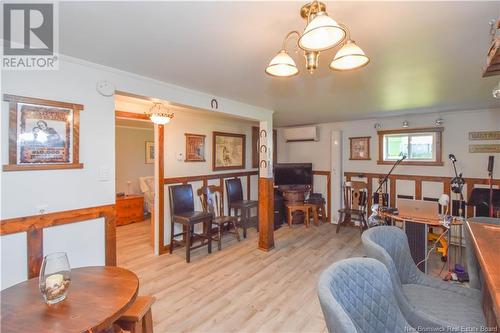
317,257 -> 415,333
362,226 -> 484,331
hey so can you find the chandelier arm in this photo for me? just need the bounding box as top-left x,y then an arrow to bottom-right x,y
338,23 -> 351,41
282,30 -> 301,51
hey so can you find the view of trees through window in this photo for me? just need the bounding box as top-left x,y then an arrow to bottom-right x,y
384,133 -> 434,161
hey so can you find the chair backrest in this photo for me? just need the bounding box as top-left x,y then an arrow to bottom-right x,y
465,217 -> 500,290
361,226 -> 421,287
343,181 -> 367,211
225,178 -> 243,204
317,257 -> 412,333
197,185 -> 223,217
169,184 -> 195,216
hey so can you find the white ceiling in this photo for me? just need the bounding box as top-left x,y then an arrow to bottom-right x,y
60,1 -> 500,126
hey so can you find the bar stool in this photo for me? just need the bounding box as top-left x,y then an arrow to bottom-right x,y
169,184 -> 213,263
116,296 -> 155,333
225,178 -> 258,238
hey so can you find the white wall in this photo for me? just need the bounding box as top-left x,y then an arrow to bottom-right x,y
115,99 -> 259,244
116,126 -> 154,194
1,56 -> 274,284
277,109 -> 500,220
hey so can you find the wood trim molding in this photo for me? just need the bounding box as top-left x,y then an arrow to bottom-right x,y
164,170 -> 258,185
115,110 -> 150,121
312,170 -> 332,222
3,163 -> 84,172
158,125 -> 166,255
0,204 -> 116,278
344,171 -> 500,214
377,127 -> 444,166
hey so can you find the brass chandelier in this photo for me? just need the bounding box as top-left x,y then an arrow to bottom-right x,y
265,1 -> 369,77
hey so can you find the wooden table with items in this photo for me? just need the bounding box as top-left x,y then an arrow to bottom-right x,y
0,266 -> 139,333
466,221 -> 500,329
116,194 -> 145,226
378,211 -> 463,273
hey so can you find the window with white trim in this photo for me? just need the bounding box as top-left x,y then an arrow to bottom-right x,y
378,128 -> 443,166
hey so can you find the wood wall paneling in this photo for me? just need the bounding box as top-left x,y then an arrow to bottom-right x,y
0,204 -> 116,278
344,171 -> 499,217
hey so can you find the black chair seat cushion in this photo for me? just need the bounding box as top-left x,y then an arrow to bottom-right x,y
230,200 -> 258,209
173,211 -> 213,223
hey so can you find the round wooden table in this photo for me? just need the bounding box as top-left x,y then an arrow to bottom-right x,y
0,266 -> 139,333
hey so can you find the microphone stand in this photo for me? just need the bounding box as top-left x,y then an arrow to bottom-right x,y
373,155 -> 406,207
450,158 -> 465,217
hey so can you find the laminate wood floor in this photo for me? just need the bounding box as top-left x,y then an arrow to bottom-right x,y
116,221 -> 364,333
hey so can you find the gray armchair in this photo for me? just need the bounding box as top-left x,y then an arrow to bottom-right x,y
362,226 -> 484,331
465,217 -> 500,290
317,257 -> 415,333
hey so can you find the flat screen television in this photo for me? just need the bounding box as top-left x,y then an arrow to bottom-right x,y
274,163 -> 312,186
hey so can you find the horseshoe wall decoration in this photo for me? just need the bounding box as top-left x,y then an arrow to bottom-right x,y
259,129 -> 267,138
210,98 -> 219,110
259,145 -> 267,153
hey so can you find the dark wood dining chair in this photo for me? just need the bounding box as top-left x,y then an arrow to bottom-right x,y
168,184 -> 212,263
225,178 -> 258,238
337,181 -> 368,234
197,185 -> 241,250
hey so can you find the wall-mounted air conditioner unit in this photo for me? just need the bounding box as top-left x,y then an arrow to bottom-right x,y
283,126 -> 319,142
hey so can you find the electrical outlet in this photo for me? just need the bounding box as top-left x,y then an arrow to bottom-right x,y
36,205 -> 48,215
176,152 -> 184,161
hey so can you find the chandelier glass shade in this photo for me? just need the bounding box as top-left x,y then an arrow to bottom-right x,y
265,50 -> 299,77
146,102 -> 174,125
298,12 -> 346,51
265,1 -> 369,77
329,39 -> 370,71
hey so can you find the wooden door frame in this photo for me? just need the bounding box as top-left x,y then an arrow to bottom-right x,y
115,110 -> 163,254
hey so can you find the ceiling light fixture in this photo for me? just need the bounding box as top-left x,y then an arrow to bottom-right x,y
146,102 -> 174,125
266,1 -> 369,77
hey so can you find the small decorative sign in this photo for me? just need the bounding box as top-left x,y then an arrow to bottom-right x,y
469,131 -> 500,140
469,144 -> 500,153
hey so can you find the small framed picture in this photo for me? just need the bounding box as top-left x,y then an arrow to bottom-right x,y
185,133 -> 206,162
3,94 -> 84,171
213,131 -> 245,171
349,136 -> 371,160
145,141 -> 154,164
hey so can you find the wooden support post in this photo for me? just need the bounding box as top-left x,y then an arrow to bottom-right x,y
415,179 -> 422,200
258,177 -> 274,251
258,119 -> 274,251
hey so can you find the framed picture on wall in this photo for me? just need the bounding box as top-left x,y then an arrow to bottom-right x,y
185,133 -> 206,162
3,94 -> 84,171
212,131 -> 245,171
349,136 -> 371,160
145,141 -> 154,164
